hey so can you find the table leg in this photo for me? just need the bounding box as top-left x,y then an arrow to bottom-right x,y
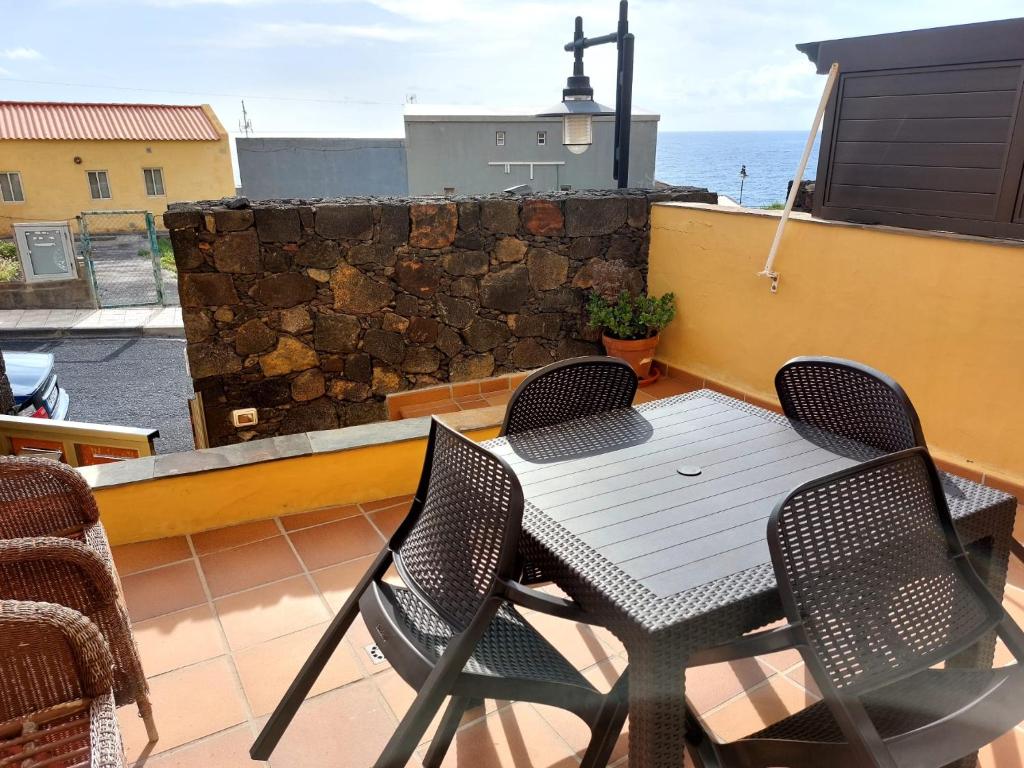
943,514 -> 1015,768
627,637 -> 688,768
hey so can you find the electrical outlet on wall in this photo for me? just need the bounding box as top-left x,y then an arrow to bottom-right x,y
230,408 -> 258,428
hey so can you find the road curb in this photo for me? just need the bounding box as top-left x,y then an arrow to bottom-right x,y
0,327 -> 185,340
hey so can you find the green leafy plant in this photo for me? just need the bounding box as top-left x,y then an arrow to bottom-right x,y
587,290 -> 676,340
0,242 -> 22,282
158,237 -> 176,273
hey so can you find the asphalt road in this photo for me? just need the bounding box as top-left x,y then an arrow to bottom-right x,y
3,337 -> 194,454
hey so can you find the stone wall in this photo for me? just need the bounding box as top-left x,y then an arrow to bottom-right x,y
164,187 -> 715,447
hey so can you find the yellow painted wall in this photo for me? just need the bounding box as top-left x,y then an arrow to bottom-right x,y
648,203 -> 1024,489
93,425 -> 500,546
0,106 -> 234,237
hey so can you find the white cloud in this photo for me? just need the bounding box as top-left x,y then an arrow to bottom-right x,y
1,48 -> 43,60
215,21 -> 429,48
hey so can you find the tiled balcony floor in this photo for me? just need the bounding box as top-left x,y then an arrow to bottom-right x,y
108,499 -> 1024,767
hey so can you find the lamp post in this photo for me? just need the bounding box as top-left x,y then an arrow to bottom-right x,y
538,1 -> 635,188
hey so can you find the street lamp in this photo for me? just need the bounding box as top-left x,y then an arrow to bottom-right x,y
538,1 -> 635,187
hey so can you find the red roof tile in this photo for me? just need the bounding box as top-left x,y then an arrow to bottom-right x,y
0,102 -> 222,141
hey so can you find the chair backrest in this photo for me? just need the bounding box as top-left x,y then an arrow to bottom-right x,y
774,356 -> 925,454
393,419 -> 524,631
769,448 -> 1001,697
501,356 -> 638,437
0,456 -> 99,539
0,600 -> 113,720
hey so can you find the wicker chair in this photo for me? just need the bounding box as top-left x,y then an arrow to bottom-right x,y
0,456 -> 114,565
0,599 -> 126,768
252,419 -> 629,768
684,448 -> 1024,768
0,538 -> 156,742
500,355 -> 639,437
774,356 -> 926,453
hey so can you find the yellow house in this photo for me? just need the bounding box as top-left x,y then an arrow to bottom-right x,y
0,101 -> 235,237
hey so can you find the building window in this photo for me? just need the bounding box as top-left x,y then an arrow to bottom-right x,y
537,131 -> 547,146
87,171 -> 111,200
496,131 -> 506,146
143,168 -> 165,196
0,172 -> 24,202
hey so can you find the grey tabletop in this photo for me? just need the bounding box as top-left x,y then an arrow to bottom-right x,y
483,389 -> 1016,768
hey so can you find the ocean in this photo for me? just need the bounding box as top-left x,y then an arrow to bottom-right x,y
655,131 -> 822,208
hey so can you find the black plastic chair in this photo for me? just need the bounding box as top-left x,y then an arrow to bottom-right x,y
251,418 -> 628,768
500,355 -> 638,437
775,356 -> 926,454
684,448 -> 1024,768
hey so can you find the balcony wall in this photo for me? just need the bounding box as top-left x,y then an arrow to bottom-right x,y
648,203 -> 1024,494
165,188 -> 715,447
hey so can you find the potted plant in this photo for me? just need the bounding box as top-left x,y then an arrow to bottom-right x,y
586,290 -> 676,384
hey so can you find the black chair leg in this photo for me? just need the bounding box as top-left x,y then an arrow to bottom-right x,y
580,670 -> 629,768
250,549 -> 391,760
421,696 -> 472,768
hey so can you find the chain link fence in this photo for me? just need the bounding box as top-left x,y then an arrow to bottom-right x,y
79,211 -> 178,307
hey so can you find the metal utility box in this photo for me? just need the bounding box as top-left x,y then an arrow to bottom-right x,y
12,222 -> 78,281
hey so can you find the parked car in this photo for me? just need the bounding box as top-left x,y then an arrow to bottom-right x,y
2,351 -> 70,420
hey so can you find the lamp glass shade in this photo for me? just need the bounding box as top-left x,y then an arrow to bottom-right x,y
563,113 -> 592,154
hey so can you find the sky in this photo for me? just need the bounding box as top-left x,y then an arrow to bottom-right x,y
3,0 -> 1024,142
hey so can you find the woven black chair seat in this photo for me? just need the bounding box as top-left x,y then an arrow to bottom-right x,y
381,582 -> 594,689
747,667 -> 1014,744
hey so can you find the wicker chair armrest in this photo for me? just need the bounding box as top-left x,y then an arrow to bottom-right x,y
0,456 -> 101,533
0,599 -> 115,702
503,580 -> 602,625
688,623 -> 805,667
0,537 -> 120,604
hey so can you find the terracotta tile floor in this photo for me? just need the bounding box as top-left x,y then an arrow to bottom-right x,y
109,492 -> 1024,767
397,372 -> 695,421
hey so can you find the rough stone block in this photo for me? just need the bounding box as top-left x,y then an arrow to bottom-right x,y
331,264 -> 394,314
251,273 -> 317,308
163,208 -> 202,230
396,259 -> 438,297
329,380 -> 371,402
183,309 -> 215,343
234,319 -> 277,356
480,265 -> 530,313
571,259 -> 643,298
379,203 -> 410,245
213,231 -> 262,274
527,248 -> 569,291
180,273 -> 239,308
291,369 -> 326,402
403,347 -> 441,373
457,201 -> 480,231
452,231 -> 485,250
436,326 -> 463,358
449,277 -> 477,299
254,207 -> 301,243
347,243 -> 395,268
556,338 -> 600,359
494,237 -> 528,263
509,313 -> 561,339
314,313 -> 361,353
214,208 -> 254,232
626,196 -> 649,228
315,204 -> 374,240
464,317 -> 510,352
409,203 -> 457,248
279,307 -> 313,335
187,341 -> 242,379
362,328 -> 405,366
382,312 -> 409,333
341,400 -> 388,427
605,235 -> 641,263
512,339 -> 554,368
260,336 -> 319,377
169,228 -> 204,270
295,240 -> 343,269
521,199 -> 564,235
344,352 -> 372,382
282,397 -> 338,434
437,295 -> 474,329
480,199 -> 519,234
450,353 -> 495,382
442,251 -> 489,276
371,364 -> 403,395
565,197 -> 627,236
407,316 -> 438,344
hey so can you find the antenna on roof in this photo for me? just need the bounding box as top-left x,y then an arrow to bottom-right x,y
405,93 -> 417,104
239,100 -> 253,137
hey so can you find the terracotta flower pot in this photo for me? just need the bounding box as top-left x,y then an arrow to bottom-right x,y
602,332 -> 660,383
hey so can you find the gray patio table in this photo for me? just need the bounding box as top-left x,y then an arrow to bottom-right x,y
483,389 -> 1017,768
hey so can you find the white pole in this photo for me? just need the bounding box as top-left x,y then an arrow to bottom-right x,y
759,62 -> 839,292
